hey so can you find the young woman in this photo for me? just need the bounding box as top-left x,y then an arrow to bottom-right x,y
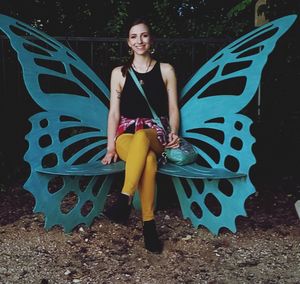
101,18 -> 180,253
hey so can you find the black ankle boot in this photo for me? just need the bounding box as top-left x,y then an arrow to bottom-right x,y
104,193 -> 132,225
143,220 -> 163,254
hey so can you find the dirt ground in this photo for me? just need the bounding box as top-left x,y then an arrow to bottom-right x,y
0,181 -> 299,284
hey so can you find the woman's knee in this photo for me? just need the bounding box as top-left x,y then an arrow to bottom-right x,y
133,129 -> 150,143
115,134 -> 133,160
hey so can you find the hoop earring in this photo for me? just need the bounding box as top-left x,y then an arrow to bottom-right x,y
150,47 -> 155,54
128,48 -> 133,56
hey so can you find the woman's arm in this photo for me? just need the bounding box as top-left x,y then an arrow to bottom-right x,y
161,63 -> 180,148
101,67 -> 122,164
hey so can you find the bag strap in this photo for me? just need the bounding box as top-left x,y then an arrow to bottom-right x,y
128,68 -> 164,129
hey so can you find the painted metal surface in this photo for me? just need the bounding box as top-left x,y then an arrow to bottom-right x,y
0,13 -> 296,234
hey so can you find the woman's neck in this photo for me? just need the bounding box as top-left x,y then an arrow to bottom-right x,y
132,54 -> 153,73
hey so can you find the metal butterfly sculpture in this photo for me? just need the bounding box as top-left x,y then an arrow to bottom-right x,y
0,14 -> 296,235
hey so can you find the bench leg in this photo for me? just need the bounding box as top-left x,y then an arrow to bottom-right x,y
172,176 -> 255,235
24,172 -> 114,233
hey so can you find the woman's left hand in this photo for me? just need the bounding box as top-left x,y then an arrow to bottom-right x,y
165,132 -> 180,148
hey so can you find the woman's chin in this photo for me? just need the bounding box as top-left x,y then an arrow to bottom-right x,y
134,49 -> 149,55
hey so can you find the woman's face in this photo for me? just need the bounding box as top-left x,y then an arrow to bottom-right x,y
128,23 -> 152,55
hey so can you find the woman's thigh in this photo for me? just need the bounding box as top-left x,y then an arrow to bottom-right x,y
141,128 -> 164,154
115,128 -> 163,161
115,133 -> 133,161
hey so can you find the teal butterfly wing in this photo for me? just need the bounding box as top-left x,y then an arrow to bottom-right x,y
180,15 -> 297,171
0,13 -> 125,232
158,15 -> 297,234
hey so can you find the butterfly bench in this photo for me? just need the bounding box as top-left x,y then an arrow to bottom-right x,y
33,155 -> 249,235
0,13 -> 296,235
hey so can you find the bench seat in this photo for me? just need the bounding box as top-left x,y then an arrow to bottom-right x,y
36,161 -> 246,179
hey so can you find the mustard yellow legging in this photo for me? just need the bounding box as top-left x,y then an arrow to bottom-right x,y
115,128 -> 164,221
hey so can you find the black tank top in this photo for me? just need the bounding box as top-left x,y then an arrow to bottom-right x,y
120,62 -> 169,118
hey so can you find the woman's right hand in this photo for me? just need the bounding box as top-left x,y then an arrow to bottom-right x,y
101,148 -> 118,165
165,132 -> 180,149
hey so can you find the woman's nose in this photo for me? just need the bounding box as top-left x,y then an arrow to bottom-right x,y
138,36 -> 143,43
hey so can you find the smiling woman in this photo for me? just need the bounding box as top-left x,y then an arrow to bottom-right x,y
127,22 -> 155,86
128,23 -> 151,54
101,18 -> 180,254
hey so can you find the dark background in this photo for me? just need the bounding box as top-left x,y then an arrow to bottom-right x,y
0,0 -> 299,197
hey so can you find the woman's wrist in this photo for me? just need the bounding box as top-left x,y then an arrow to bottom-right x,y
107,144 -> 116,152
169,123 -> 178,135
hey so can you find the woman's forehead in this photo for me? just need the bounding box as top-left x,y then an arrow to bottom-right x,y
129,23 -> 149,35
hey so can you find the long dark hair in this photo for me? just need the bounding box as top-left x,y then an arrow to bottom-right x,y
121,18 -> 152,77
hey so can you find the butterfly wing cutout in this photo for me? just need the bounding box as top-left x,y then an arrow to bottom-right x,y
0,13 -> 125,231
158,15 -> 297,234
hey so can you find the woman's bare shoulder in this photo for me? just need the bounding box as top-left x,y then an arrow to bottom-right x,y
160,62 -> 176,79
160,62 -> 175,74
111,66 -> 125,83
111,65 -> 123,76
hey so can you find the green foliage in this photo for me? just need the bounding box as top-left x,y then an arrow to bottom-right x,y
265,0 -> 300,19
0,0 -> 255,37
1,0 -> 298,38
104,0 -> 130,36
227,0 -> 252,18
151,0 -> 178,37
